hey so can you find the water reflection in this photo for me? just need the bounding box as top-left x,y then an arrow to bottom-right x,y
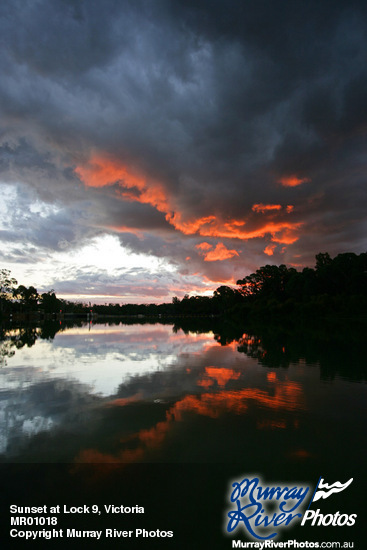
0,320 -> 366,466
80,377 -> 305,464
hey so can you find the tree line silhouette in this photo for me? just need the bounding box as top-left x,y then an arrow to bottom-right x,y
233,251 -> 367,319
1,251 -> 366,321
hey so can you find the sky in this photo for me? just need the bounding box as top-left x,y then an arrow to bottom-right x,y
1,0 -> 367,304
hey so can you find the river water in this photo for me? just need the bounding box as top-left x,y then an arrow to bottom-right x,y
0,320 -> 366,466
0,320 -> 365,545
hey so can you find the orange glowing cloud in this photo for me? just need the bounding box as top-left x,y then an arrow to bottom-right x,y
75,155 -> 144,189
196,242 -> 213,251
270,226 -> 299,244
279,175 -> 310,187
75,153 -> 169,213
76,153 -> 302,246
203,242 -> 240,262
104,224 -> 144,238
167,212 -> 218,235
183,216 -> 302,244
264,244 -> 277,256
252,203 -> 282,213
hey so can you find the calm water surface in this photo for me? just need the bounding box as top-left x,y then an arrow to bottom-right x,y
0,321 -> 366,473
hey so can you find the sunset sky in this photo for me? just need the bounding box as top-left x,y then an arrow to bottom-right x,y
1,0 -> 367,303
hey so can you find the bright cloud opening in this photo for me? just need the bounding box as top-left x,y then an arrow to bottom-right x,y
278,175 -> 310,187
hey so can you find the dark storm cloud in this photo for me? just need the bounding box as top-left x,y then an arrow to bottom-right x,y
1,0 -> 366,285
